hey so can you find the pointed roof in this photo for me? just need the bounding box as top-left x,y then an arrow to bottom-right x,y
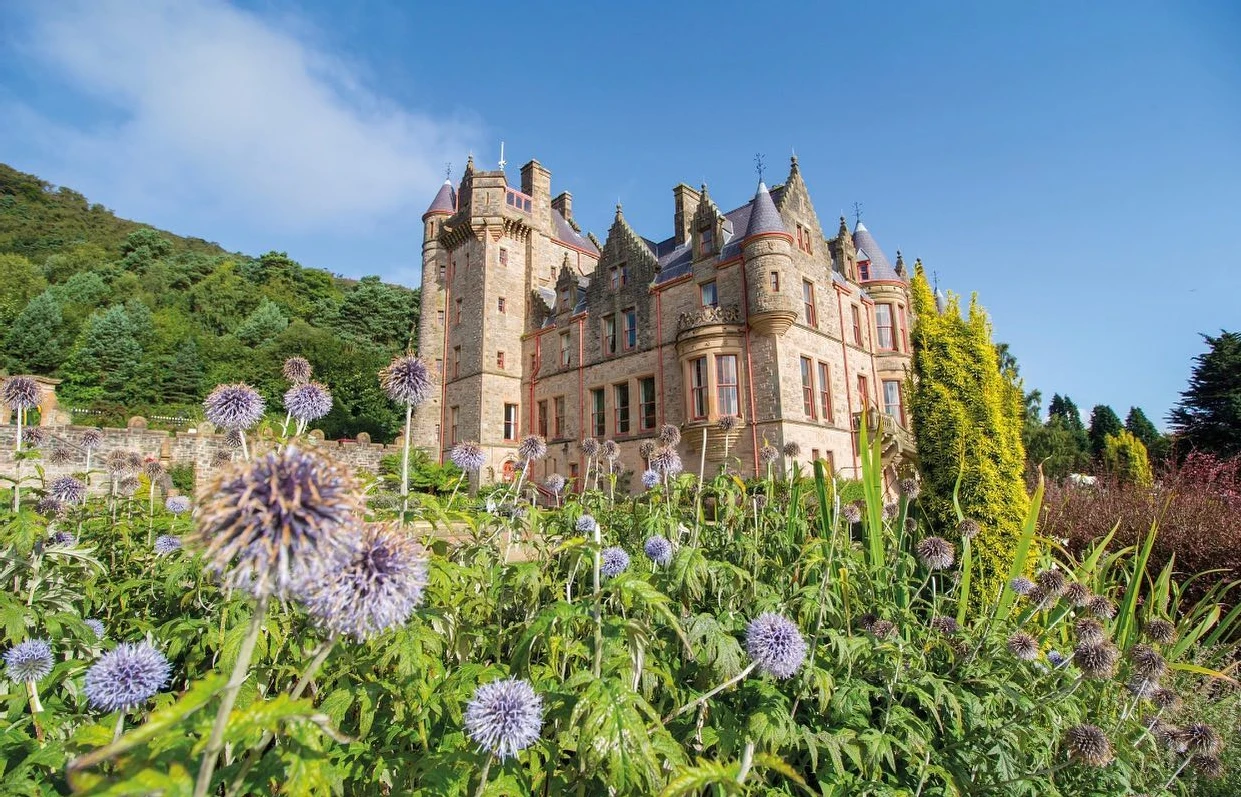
852,221 -> 902,282
423,179 -> 456,218
744,182 -> 787,239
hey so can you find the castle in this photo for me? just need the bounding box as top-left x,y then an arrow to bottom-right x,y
413,154 -> 916,489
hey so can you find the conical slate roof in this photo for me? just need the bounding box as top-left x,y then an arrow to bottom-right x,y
852,221 -> 901,282
423,180 -> 456,218
744,182 -> 786,239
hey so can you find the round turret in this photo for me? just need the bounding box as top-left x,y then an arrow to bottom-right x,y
741,182 -> 797,335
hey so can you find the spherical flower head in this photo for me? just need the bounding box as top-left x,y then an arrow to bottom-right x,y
1075,618 -> 1106,646
657,423 -> 681,447
118,476 -> 140,496
84,619 -> 105,639
223,429 -> 245,450
104,450 -> 130,476
898,477 -> 920,500
1062,582 -> 1092,608
464,677 -> 543,760
165,495 -> 191,515
282,356 -> 313,385
1087,596 -> 1116,619
450,441 -> 486,472
758,445 -> 778,465
80,428 -> 104,450
154,535 -> 183,556
641,469 -> 660,489
580,437 -> 600,457
380,355 -> 433,406
869,620 -> 896,638
915,537 -> 955,570
1192,755 -> 1225,780
517,435 -> 548,462
1129,643 -> 1167,679
643,536 -> 673,566
1009,577 -> 1036,596
855,613 -> 878,632
285,382 -> 333,423
575,514 -> 599,535
782,441 -> 801,457
124,451 -> 143,471
83,641 -> 171,713
745,613 -> 807,678
1152,687 -> 1182,711
1144,618 -> 1176,645
2,376 -> 40,411
1035,569 -> 1067,598
1183,722 -> 1222,756
1007,631 -> 1039,661
842,503 -> 862,524
24,426 -> 46,447
1127,675 -> 1159,699
301,522 -> 428,642
600,546 -> 630,578
957,518 -> 981,539
544,474 -> 566,494
49,475 -> 87,505
648,446 -> 682,476
638,440 -> 656,459
48,446 -> 74,466
1047,650 -> 1068,668
210,450 -> 233,468
192,446 -> 362,600
717,415 -> 739,432
1065,724 -> 1113,767
601,439 -> 620,462
1074,641 -> 1119,679
204,383 -> 266,430
142,459 -> 164,480
37,497 -> 65,518
4,640 -> 53,683
882,502 -> 899,520
49,530 -> 75,546
930,616 -> 959,635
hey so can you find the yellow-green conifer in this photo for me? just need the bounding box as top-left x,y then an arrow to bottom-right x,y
1102,429 -> 1153,487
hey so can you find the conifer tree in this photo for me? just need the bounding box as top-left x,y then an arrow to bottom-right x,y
1168,331 -> 1241,458
1087,404 -> 1123,458
1124,406 -> 1168,463
909,264 -> 1029,592
5,291 -> 66,373
1102,430 -> 1153,487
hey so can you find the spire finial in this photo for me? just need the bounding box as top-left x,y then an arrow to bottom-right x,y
852,202 -> 863,226
790,150 -> 799,172
754,152 -> 766,183
497,141 -> 506,171
444,162 -> 452,182
615,201 -> 623,219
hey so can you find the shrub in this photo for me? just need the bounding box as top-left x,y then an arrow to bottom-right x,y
1102,429 -> 1153,487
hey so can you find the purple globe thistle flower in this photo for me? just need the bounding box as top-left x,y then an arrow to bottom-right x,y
1087,595 -> 1116,619
36,497 -> 65,518
23,426 -> 46,446
282,356 -> 313,385
154,535 -> 182,556
898,477 -> 920,500
717,415 -> 739,432
1130,643 -> 1167,679
142,459 -> 164,481
4,640 -> 53,683
118,476 -> 140,496
574,515 -> 599,534
1,376 -> 40,410
80,428 -> 104,450
84,619 -> 105,639
222,428 -> 245,450
870,619 -> 897,639
380,355 -> 433,406
1127,675 -> 1159,699
1183,723 -> 1222,756
1035,569 -> 1067,598
957,518 -> 981,539
600,546 -> 630,577
855,613 -> 879,632
745,613 -> 807,678
125,451 -> 143,471
1074,641 -> 1120,679
657,424 -> 681,447
544,474 -> 566,494
203,383 -> 266,430
49,530 -> 76,546
210,450 -> 233,468
165,495 -> 191,514
842,503 -> 863,524
638,440 -> 656,459
644,536 -> 673,566
601,439 -> 620,462
1007,631 -> 1039,661
464,677 -> 544,760
758,445 -> 778,465
782,441 -> 801,458
904,517 -> 918,534
285,382 -> 333,422
192,446 -> 362,600
450,441 -> 486,472
1075,618 -> 1106,646
1009,577 -> 1036,596
517,435 -> 548,462
641,469 -> 660,489
1193,755 -> 1225,780
1144,618 -> 1176,645
49,475 -> 88,505
83,641 -> 171,713
1062,582 -> 1092,608
929,616 -> 959,635
301,522 -> 428,642
580,437 -> 600,457
882,502 -> 899,520
915,537 -> 955,570
648,446 -> 682,476
47,446 -> 74,466
1064,724 -> 1113,767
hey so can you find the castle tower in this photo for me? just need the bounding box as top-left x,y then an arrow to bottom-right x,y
852,220 -> 914,433
741,182 -> 798,336
412,179 -> 456,448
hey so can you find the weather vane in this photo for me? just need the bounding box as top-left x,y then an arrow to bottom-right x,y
852,202 -> 864,226
754,153 -> 766,183
444,162 -> 452,181
498,141 -> 506,171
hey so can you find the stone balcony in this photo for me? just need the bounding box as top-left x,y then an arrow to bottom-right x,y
749,292 -> 798,336
676,304 -> 744,349
852,408 -> 917,469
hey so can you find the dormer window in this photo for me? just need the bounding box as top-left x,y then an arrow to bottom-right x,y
559,286 -> 571,311
699,227 -> 714,256
609,264 -> 628,290
796,223 -> 814,254
858,261 -> 871,281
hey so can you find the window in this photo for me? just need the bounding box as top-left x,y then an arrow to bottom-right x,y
700,281 -> 718,308
899,304 -> 909,351
796,223 -> 813,254
811,448 -> 820,464
875,304 -> 894,350
455,298 -> 462,325
817,361 -> 833,422
450,406 -> 459,444
858,261 -> 871,281
700,227 -> 714,256
499,248 -> 508,267
498,297 -> 506,314
614,383 -> 631,434
769,271 -> 780,292
554,396 -> 566,438
559,287 -> 571,311
591,389 -> 606,438
883,380 -> 904,423
851,305 -> 863,346
620,264 -> 628,287
559,331 -> 571,366
537,400 -> 548,438
802,280 -> 816,326
689,357 -> 708,420
497,351 -> 505,369
857,374 -> 870,409
453,346 -> 461,379
639,377 -> 656,431
622,307 -> 637,350
569,462 -> 579,481
610,267 -> 620,290
603,315 -> 617,355
436,309 -> 444,326
439,263 -> 446,281
503,404 -> 519,441
434,358 -> 442,375
800,357 -> 816,418
716,355 -> 739,418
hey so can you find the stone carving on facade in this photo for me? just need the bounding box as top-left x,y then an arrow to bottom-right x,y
677,304 -> 743,334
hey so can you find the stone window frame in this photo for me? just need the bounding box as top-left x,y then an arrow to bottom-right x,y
800,356 -> 816,420
602,314 -> 617,357
590,388 -> 607,438
450,406 -> 459,445
700,280 -> 718,308
850,304 -> 863,347
683,350 -> 743,424
499,247 -> 509,267
638,376 -> 657,432
816,361 -> 834,424
621,307 -> 637,351
802,280 -> 817,327
537,399 -> 549,438
883,380 -> 904,425
453,346 -> 461,379
497,351 -> 505,369
498,296 -> 506,314
875,303 -> 895,351
613,382 -> 631,436
503,403 -> 519,441
553,395 -> 566,439
559,331 -> 571,367
769,271 -> 780,292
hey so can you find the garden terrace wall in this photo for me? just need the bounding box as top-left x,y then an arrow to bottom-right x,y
0,422 -> 391,495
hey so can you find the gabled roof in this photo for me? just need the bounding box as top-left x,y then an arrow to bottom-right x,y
423,180 -> 455,218
852,221 -> 902,282
649,186 -> 786,285
744,182 -> 786,239
552,209 -> 599,255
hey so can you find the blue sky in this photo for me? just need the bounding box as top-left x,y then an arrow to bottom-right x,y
2,1 -> 1238,427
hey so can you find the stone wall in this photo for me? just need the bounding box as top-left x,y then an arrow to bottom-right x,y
0,420 -> 392,496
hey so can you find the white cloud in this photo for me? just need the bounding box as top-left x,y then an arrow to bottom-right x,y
5,0 -> 479,234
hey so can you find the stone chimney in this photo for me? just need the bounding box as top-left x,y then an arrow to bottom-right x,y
520,160 -> 551,202
673,183 -> 701,247
552,191 -> 573,221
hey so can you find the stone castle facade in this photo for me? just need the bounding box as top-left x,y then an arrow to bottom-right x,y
414,154 -> 916,489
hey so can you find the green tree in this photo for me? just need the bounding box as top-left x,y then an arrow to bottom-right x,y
1168,331 -> 1241,459
1025,416 -> 1090,480
163,339 -> 206,404
332,276 -> 418,349
0,253 -> 46,327
1124,406 -> 1169,463
910,265 -> 1029,592
62,305 -> 144,404
235,299 -> 289,346
5,291 -> 66,373
1102,429 -> 1153,487
1087,404 -> 1123,458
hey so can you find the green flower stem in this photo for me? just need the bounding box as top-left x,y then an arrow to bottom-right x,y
194,594 -> 270,797
12,408 -> 24,512
735,741 -> 755,784
591,522 -> 603,679
447,472 -> 466,509
27,682 -> 45,741
112,713 -> 125,744
1162,754 -> 1193,792
663,661 -> 756,723
472,754 -> 493,797
400,402 -> 412,525
238,430 -> 250,462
